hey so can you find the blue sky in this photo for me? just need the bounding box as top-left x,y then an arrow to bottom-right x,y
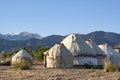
0,0 -> 120,36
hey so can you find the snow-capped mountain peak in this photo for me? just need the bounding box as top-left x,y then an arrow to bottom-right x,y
7,33 -> 20,35
0,32 -> 42,40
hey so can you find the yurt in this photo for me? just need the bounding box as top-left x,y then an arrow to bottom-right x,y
44,43 -> 73,68
12,49 -> 33,65
85,39 -> 106,66
98,43 -> 120,65
61,34 -> 99,66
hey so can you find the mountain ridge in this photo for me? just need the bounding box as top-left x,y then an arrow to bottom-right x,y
0,32 -> 42,40
0,31 -> 120,51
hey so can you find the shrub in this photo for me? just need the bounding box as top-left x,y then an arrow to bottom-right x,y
104,60 -> 117,72
33,47 -> 50,59
0,60 -> 11,66
84,63 -> 94,69
118,78 -> 120,80
12,59 -> 30,70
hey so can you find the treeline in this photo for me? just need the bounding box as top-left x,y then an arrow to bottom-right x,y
28,46 -> 50,59
0,46 -> 50,60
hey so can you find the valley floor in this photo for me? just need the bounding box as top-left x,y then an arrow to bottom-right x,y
0,64 -> 120,80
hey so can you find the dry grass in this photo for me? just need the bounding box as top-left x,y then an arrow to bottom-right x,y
33,59 -> 44,65
12,59 -> 30,70
104,60 -> 117,72
0,64 -> 120,80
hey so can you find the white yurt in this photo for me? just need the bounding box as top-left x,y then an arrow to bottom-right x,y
85,39 -> 106,66
98,43 -> 120,65
12,49 -> 33,65
61,34 -> 99,66
44,43 -> 73,68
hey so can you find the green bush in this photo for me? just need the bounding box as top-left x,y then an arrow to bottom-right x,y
104,60 -> 117,72
0,60 -> 11,66
32,46 -> 50,59
12,59 -> 30,70
0,51 -> 11,59
84,63 -> 94,69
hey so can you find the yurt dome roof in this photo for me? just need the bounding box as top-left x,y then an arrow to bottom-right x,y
61,34 -> 97,56
13,49 -> 33,60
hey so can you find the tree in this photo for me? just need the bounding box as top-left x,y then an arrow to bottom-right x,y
0,51 -> 11,59
33,46 -> 49,59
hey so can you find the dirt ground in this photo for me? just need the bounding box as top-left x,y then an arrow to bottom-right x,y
0,64 -> 120,80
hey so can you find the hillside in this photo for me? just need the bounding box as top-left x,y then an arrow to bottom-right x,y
0,31 -> 120,51
86,31 -> 120,46
0,35 -> 64,51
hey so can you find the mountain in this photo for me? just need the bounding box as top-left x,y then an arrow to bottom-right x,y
0,32 -> 42,40
41,35 -> 65,46
85,31 -> 120,47
0,31 -> 120,51
0,35 -> 65,51
0,38 -> 44,51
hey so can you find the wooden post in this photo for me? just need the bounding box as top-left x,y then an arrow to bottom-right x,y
44,54 -> 47,67
44,52 -> 49,68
